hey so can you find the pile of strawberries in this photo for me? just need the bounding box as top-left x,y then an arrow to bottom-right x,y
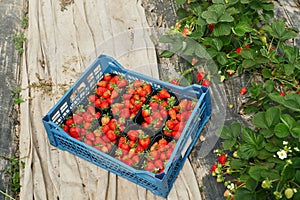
61,73 -> 199,173
114,128 -> 151,167
61,105 -> 101,140
111,80 -> 152,125
163,99 -> 196,139
88,74 -> 128,110
143,137 -> 177,174
138,89 -> 176,130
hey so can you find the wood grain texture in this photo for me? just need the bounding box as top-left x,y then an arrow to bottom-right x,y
0,0 -> 22,199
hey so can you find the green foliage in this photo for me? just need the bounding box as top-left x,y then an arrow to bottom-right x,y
13,32 -> 26,55
20,17 -> 28,29
213,97 -> 300,199
10,87 -> 25,104
160,0 -> 299,97
0,154 -> 25,199
166,2 -> 300,198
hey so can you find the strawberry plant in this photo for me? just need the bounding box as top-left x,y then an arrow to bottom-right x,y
159,0 -> 299,111
212,93 -> 300,200
160,1 -> 300,199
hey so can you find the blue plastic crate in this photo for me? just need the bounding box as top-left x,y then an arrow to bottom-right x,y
42,54 -> 212,198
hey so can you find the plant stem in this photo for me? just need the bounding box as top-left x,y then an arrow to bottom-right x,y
179,67 -> 195,79
0,189 -> 16,200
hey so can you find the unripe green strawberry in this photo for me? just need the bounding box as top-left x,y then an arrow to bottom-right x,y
284,188 -> 294,199
261,180 -> 272,189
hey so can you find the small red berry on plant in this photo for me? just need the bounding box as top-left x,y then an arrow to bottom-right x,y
240,87 -> 247,95
201,80 -> 210,87
218,154 -> 227,165
170,79 -> 179,85
208,24 -> 215,32
211,163 -> 217,173
280,92 -> 285,97
245,44 -> 250,49
197,72 -> 205,83
183,27 -> 190,36
236,47 -> 242,54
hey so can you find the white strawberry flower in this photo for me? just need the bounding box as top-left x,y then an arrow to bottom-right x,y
277,149 -> 287,160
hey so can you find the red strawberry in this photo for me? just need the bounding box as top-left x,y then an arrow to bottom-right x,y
154,159 -> 164,169
211,163 -> 217,172
62,124 -> 69,133
145,162 -> 156,172
117,79 -> 127,88
201,80 -> 210,87
142,105 -> 151,117
143,83 -> 152,94
218,154 -> 227,165
280,91 -> 285,97
240,87 -> 247,95
101,115 -> 110,126
110,76 -> 120,84
183,27 -> 190,36
172,131 -> 181,139
65,118 -> 75,127
236,47 -> 242,54
86,132 -> 95,142
158,89 -> 171,99
69,127 -> 80,138
97,80 -> 107,88
88,94 -> 98,103
208,23 -> 215,32
96,87 -> 106,96
127,130 -> 139,141
170,79 -> 179,85
197,72 -> 205,83
106,130 -> 118,141
73,114 -> 83,124
139,137 -> 151,149
108,119 -> 117,130
168,109 -> 177,120
245,44 -> 250,49
111,90 -> 119,99
103,74 -> 112,81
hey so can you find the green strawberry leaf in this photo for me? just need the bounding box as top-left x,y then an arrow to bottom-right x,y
281,114 -> 296,129
234,188 -> 256,200
211,38 -> 223,51
274,123 -> 290,138
159,50 -> 174,58
234,22 -> 253,36
175,0 -> 186,5
217,52 -> 228,65
248,165 -> 268,181
265,107 -> 280,127
238,144 -> 258,160
213,23 -> 232,36
253,112 -> 268,129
